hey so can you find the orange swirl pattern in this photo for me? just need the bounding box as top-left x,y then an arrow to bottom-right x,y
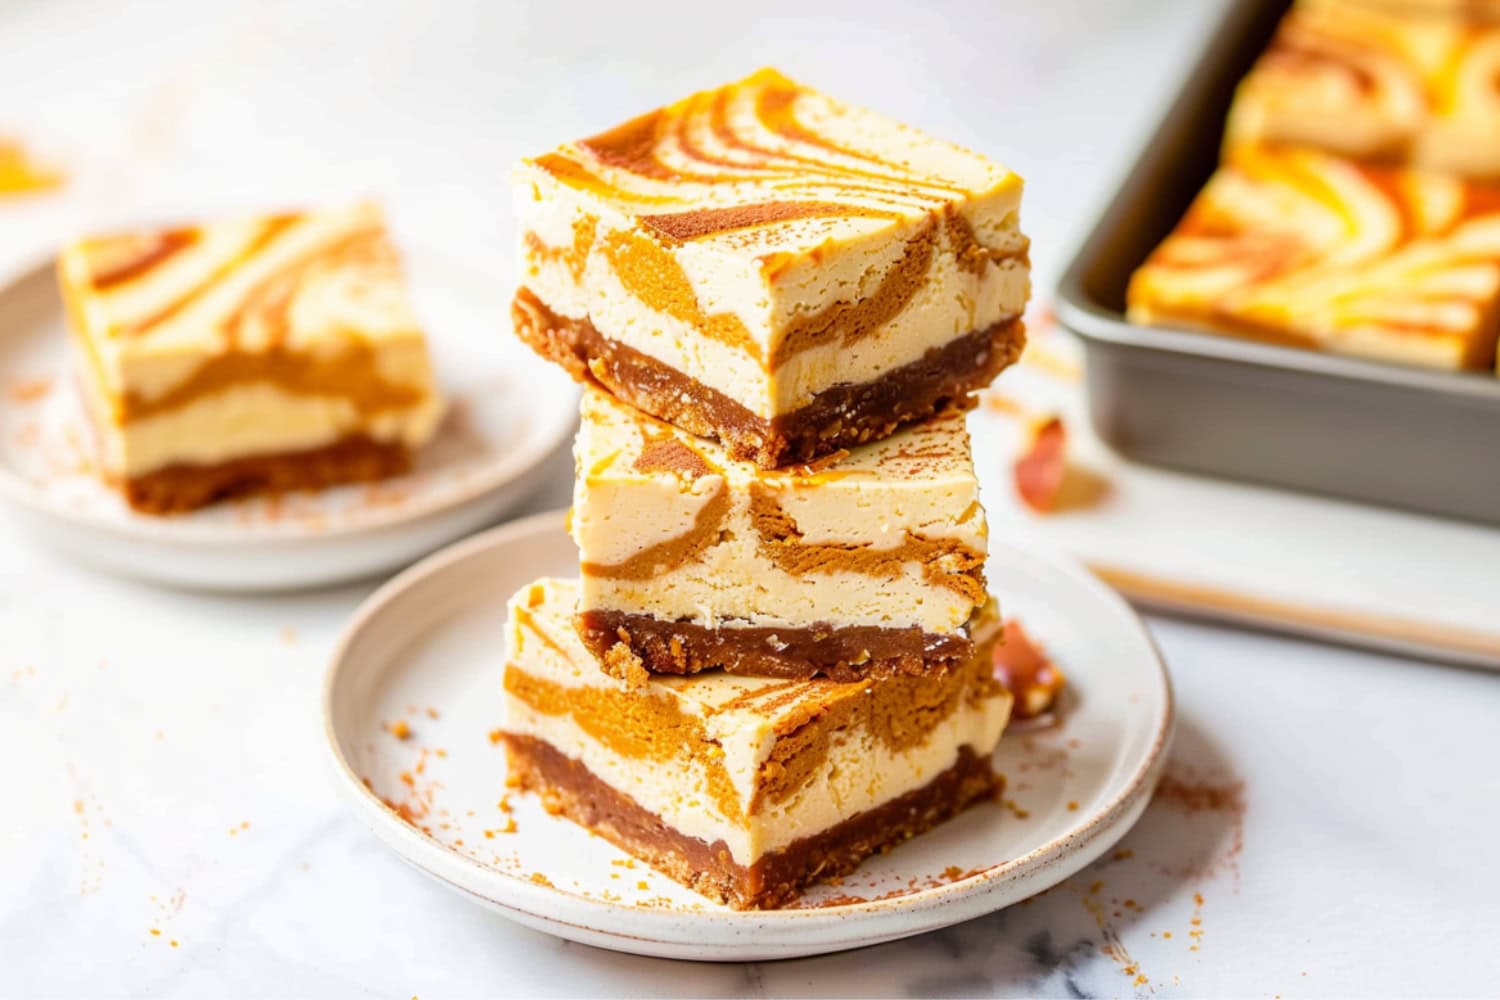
1227,0 -> 1500,177
58,203 -> 435,419
1127,145 -> 1500,370
529,68 -> 1011,243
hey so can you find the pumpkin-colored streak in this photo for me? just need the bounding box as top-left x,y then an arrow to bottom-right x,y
124,214 -> 302,337
746,482 -> 987,603
580,481 -> 731,581
601,229 -> 764,364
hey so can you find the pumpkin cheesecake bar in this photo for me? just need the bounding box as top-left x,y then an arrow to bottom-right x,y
500,577 -> 1011,910
1224,0 -> 1500,179
571,388 -> 988,682
512,68 -> 1029,468
1126,144 -> 1500,371
57,202 -> 445,512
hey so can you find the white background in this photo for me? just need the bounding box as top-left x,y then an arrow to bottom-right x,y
3,0 -> 1499,996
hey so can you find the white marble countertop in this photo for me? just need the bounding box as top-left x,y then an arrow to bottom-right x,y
4,0 -> 1500,995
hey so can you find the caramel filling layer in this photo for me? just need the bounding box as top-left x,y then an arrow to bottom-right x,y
576,610 -> 973,682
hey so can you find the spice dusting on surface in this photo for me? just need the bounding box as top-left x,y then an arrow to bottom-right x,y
1152,769 -> 1247,884
386,719 -> 412,740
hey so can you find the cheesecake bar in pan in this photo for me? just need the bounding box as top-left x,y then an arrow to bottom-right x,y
1056,0 -> 1500,526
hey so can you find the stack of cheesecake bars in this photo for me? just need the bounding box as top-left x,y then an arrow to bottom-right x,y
495,69 -> 1034,909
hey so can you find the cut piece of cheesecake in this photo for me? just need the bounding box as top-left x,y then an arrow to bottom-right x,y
57,202 -> 445,513
500,577 -> 1012,910
570,388 -> 988,683
511,67 -> 1029,468
1224,0 -> 1500,179
1126,144 -> 1500,371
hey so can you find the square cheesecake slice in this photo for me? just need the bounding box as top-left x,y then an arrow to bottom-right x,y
500,577 -> 1012,910
1224,0 -> 1500,179
512,67 -> 1029,468
571,388 -> 988,682
57,202 -> 445,513
1126,144 -> 1500,371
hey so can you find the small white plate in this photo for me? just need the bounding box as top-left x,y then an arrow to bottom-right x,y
0,252 -> 577,591
322,509 -> 1175,961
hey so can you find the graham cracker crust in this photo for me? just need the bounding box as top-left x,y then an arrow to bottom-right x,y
512,287 -> 1025,469
503,733 -> 1001,910
123,434 -> 410,514
576,609 -> 970,682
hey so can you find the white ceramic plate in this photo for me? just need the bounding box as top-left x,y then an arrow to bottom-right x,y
0,251 -> 577,591
322,509 -> 1174,961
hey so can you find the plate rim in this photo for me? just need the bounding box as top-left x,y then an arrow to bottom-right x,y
321,507 -> 1176,937
0,254 -> 578,548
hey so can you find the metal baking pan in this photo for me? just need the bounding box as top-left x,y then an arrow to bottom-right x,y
1054,0 -> 1500,528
